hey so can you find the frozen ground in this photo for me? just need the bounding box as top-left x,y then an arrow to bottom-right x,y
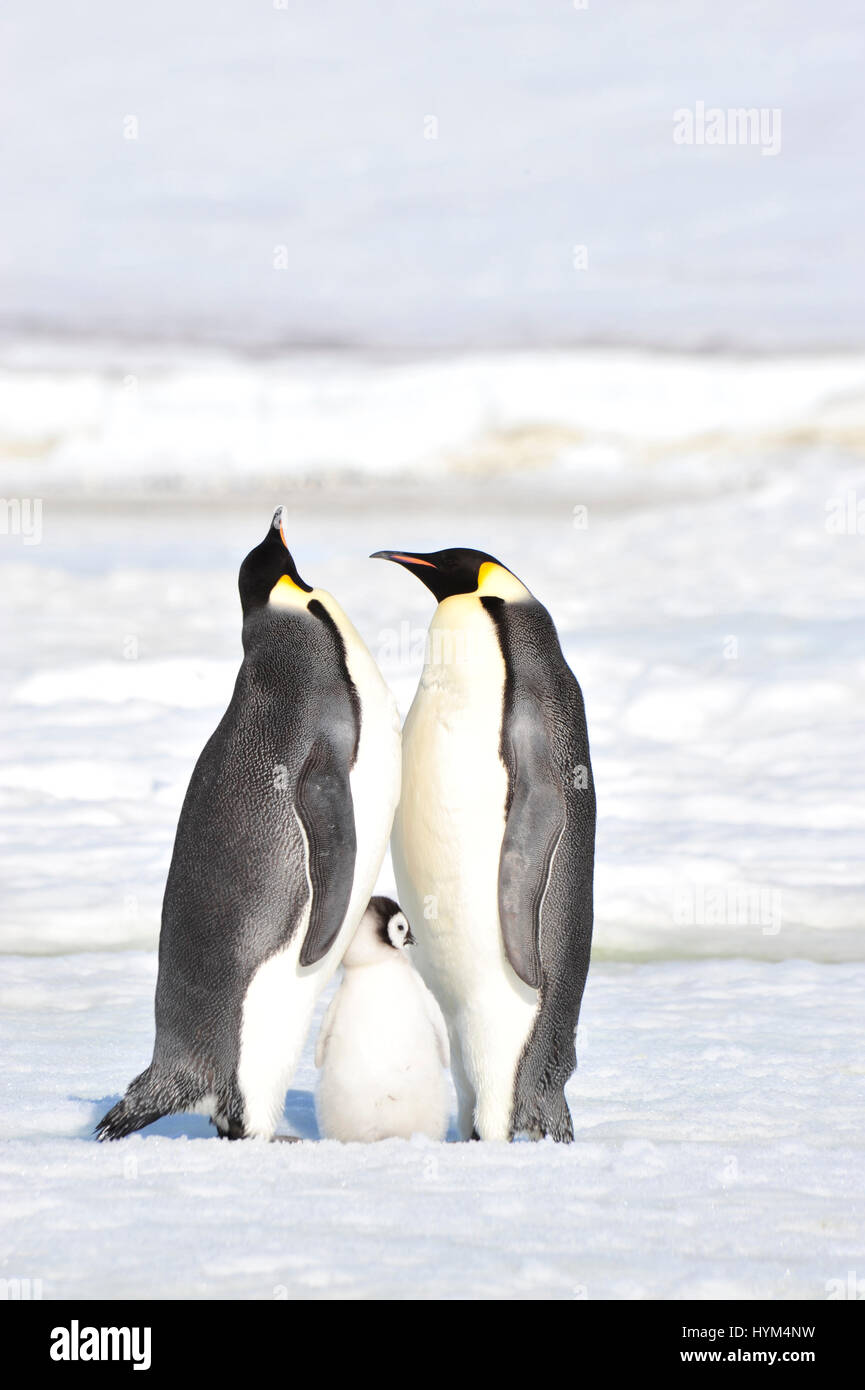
1,952 -> 863,1300
1,346 -> 863,1298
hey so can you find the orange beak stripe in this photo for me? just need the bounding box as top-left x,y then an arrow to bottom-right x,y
391,554 -> 437,568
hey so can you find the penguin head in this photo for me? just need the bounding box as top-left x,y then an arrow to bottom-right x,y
371,547 -> 531,604
239,507 -> 312,617
342,896 -> 416,968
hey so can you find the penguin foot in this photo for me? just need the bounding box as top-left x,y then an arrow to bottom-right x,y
213,1115 -> 246,1140
510,1117 -> 574,1143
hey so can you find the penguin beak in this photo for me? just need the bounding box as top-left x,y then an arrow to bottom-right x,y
272,505 -> 289,550
405,927 -> 417,946
371,550 -> 444,601
371,550 -> 438,569
267,506 -> 312,593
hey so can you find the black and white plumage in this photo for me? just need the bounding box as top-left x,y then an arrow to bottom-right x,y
314,896 -> 450,1142
372,548 -> 595,1143
96,509 -> 401,1141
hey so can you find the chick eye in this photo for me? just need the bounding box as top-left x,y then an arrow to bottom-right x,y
388,915 -> 407,942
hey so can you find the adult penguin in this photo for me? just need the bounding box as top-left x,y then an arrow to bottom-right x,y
97,509 -> 400,1140
372,547 -> 595,1142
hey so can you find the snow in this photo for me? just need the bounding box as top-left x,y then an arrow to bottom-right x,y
2,0 -> 863,1301
1,952 -> 862,1300
3,346 -> 865,497
1,344 -> 864,1295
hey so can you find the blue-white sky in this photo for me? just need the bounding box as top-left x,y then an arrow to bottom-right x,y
1,0 -> 862,349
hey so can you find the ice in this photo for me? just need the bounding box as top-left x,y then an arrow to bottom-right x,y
3,348 -> 865,497
0,952 -> 862,1300
1,346 -> 863,1296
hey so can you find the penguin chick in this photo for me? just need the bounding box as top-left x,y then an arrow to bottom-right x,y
314,897 -> 451,1142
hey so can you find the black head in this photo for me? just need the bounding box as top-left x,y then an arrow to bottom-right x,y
368,895 -> 416,949
238,507 -> 312,616
370,547 -> 515,603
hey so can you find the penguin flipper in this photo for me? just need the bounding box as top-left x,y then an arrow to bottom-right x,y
497,705 -> 566,990
296,734 -> 357,967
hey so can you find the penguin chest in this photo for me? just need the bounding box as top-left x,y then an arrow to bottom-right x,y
394,602 -> 515,1007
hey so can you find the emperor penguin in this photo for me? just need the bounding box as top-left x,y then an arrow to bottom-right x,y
314,896 -> 450,1142
371,548 -> 595,1143
96,508 -> 401,1141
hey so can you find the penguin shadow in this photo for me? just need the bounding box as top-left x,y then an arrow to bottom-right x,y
83,1097 -> 212,1141
83,1092 -> 465,1142
281,1088 -> 319,1141
83,1090 -> 320,1142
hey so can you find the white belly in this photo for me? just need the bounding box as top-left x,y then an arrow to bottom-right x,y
237,596 -> 402,1138
316,963 -> 449,1142
392,596 -> 538,1140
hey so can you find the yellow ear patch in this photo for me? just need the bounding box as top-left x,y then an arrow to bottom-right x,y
477,562 -> 503,590
269,573 -> 307,606
476,562 -> 530,600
